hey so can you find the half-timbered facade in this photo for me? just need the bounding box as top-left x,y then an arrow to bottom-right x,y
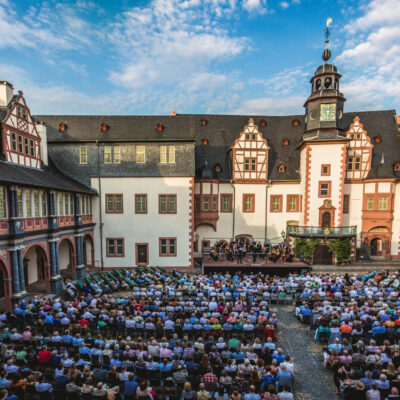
0,81 -> 96,310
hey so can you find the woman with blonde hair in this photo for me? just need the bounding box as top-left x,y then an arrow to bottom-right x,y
182,381 -> 197,400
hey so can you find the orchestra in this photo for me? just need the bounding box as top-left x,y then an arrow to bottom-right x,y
208,238 -> 295,264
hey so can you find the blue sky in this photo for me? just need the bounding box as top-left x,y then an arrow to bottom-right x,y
1,0 -> 399,115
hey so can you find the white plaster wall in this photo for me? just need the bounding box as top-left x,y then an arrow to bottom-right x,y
92,177 -> 192,268
308,144 -> 344,226
343,183 -> 363,247
391,183 -> 400,256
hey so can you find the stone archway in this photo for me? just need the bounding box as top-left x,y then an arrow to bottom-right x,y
83,234 -> 94,268
23,244 -> 50,294
0,260 -> 11,311
366,226 -> 391,258
370,238 -> 383,256
59,238 -> 76,279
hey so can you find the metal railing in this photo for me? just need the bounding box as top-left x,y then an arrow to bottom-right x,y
286,225 -> 357,238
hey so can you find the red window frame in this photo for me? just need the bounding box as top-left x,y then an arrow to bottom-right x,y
159,237 -> 177,257
106,238 -> 124,257
159,194 -> 177,214
321,164 -> 331,176
242,194 -> 255,213
270,195 -> 283,212
220,194 -> 233,213
286,195 -> 300,212
135,194 -> 147,214
105,194 -> 123,213
318,181 -> 331,198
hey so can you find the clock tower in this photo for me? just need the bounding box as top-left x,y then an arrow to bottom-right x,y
303,23 -> 346,142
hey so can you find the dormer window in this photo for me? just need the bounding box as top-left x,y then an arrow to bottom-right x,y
260,119 -> 267,127
394,162 -> 400,172
374,135 -> 381,143
202,138 -> 209,145
59,123 -> 67,132
201,118 -> 207,126
292,119 -> 300,127
283,138 -> 289,146
101,123 -> 108,132
214,163 -> 222,174
156,123 -> 164,132
278,163 -> 286,173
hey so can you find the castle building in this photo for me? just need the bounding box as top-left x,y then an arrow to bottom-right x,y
0,37 -> 400,306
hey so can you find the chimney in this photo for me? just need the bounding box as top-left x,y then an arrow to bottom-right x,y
0,81 -> 14,107
36,122 -> 48,166
171,110 -> 176,116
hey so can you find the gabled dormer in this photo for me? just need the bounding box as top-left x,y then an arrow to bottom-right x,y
345,116 -> 373,181
232,118 -> 269,183
0,82 -> 42,168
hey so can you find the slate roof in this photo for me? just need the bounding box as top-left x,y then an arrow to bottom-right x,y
0,159 -> 96,194
35,110 -> 400,182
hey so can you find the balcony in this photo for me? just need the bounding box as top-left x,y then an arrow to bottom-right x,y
287,225 -> 357,238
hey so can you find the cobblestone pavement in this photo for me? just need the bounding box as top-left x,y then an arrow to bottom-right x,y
275,304 -> 337,400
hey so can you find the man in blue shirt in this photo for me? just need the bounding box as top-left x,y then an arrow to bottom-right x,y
123,373 -> 138,399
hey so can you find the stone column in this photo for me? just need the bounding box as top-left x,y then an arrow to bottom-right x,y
10,248 -> 20,295
49,238 -> 62,293
75,234 -> 86,279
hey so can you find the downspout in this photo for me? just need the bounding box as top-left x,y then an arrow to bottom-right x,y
265,181 -> 272,242
96,141 -> 104,271
230,180 -> 235,239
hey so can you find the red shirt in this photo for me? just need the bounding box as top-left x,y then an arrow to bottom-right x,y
38,350 -> 51,363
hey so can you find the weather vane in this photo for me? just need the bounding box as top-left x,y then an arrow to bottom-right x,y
322,18 -> 333,63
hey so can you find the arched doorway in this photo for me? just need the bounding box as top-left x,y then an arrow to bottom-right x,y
313,244 -> 333,265
23,245 -> 49,293
83,235 -> 94,268
322,212 -> 331,228
370,238 -> 383,256
0,260 -> 11,311
59,238 -> 75,279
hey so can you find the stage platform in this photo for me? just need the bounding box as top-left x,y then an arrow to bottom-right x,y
203,258 -> 311,276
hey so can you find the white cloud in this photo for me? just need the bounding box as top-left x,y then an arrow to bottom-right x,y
336,0 -> 400,112
280,2 -> 290,9
242,0 -> 268,13
235,96 -> 305,115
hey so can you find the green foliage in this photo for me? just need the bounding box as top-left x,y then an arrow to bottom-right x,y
327,238 -> 352,263
294,239 -> 320,263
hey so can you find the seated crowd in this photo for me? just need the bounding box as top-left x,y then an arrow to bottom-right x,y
0,270 -> 297,400
293,269 -> 400,399
209,240 -> 294,264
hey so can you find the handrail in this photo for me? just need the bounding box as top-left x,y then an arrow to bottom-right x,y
286,225 -> 357,237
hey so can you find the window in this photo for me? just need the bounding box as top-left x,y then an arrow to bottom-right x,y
64,194 -> 69,216
203,197 -> 209,211
378,197 -> 388,210
367,197 -> 374,210
18,135 -> 23,153
41,192 -> 47,216
221,194 -> 232,213
16,188 -> 23,217
160,145 -> 175,164
11,133 -> 17,151
25,189 -> 32,217
321,164 -> 331,176
287,195 -> 299,212
160,238 -> 177,256
168,146 -> 175,164
0,186 -> 6,218
194,197 -> 201,211
80,146 -> 87,164
69,194 -> 74,215
212,197 -> 217,211
58,193 -> 63,216
29,140 -> 34,157
278,164 -> 286,173
114,146 -> 121,164
104,146 -> 112,164
106,238 -> 124,257
33,191 -> 40,217
343,194 -> 349,214
80,195 -> 91,215
244,158 -> 256,171
159,194 -> 176,214
24,138 -> 29,155
22,109 -> 27,120
319,182 -> 331,197
136,146 -> 145,163
160,146 -> 167,163
135,194 -> 147,214
243,194 -> 255,213
271,195 -> 282,212
17,106 -> 21,117
347,157 -> 361,170
105,194 -> 123,213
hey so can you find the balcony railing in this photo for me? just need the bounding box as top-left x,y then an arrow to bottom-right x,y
286,225 -> 357,238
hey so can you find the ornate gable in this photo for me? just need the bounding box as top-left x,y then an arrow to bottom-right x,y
345,116 -> 373,181
2,92 -> 42,168
232,118 -> 270,183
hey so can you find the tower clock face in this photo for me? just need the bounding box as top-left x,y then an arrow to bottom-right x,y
320,103 -> 337,121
